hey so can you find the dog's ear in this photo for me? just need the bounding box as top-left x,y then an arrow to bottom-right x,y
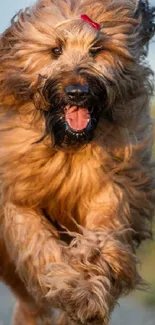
0,14 -> 32,103
135,0 -> 155,53
0,11 -> 21,60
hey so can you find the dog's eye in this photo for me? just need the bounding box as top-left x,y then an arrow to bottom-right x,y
89,46 -> 103,56
51,46 -> 62,57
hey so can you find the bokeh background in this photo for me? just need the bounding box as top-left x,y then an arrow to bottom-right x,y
0,1 -> 155,325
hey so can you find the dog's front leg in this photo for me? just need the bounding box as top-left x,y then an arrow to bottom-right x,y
63,227 -> 139,325
2,203 -> 139,325
2,203 -> 84,312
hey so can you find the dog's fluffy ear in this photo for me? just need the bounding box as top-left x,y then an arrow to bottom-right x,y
135,0 -> 155,51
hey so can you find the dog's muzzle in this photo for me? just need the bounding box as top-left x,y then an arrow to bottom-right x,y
64,84 -> 91,132
35,74 -> 109,148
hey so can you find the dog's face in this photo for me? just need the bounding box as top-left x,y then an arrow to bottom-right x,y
37,19 -> 110,148
0,0 -> 155,148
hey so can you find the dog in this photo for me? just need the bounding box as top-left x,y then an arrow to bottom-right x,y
0,0 -> 155,324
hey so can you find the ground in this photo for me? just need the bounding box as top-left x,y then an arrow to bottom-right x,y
0,283 -> 155,325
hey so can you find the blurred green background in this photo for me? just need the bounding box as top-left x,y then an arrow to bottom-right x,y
135,101 -> 155,308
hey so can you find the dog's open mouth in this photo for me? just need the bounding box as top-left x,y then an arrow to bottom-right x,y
65,105 -> 91,132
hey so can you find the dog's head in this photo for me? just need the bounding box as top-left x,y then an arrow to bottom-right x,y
0,0 -> 155,148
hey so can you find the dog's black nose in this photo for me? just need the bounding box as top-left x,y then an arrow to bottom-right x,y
65,85 -> 89,102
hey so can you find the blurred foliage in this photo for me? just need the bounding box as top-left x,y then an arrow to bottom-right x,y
135,99 -> 155,306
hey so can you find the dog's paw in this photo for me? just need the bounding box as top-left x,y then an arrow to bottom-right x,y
65,229 -> 110,275
54,276 -> 113,325
67,228 -> 136,285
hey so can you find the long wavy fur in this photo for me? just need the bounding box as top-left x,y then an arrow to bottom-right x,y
0,1 -> 155,325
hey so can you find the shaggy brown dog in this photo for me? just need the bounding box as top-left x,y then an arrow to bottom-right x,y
0,0 -> 155,324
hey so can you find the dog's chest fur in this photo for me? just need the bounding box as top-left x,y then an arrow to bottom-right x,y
0,123 -> 110,229
0,116 -> 145,233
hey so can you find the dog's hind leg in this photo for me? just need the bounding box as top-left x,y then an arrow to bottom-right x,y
12,303 -> 54,325
0,239 -> 53,325
13,303 -> 38,325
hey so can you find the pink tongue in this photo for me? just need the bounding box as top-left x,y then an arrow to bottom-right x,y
65,106 -> 90,131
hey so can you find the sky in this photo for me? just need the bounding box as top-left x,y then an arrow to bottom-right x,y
0,0 -> 154,72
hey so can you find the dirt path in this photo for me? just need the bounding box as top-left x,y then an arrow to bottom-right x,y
0,283 -> 155,325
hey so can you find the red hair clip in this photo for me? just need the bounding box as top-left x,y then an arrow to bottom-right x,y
80,14 -> 100,30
